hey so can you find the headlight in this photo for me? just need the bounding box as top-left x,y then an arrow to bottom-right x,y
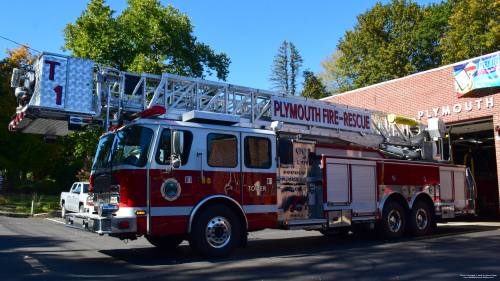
86,196 -> 93,205
110,196 -> 120,205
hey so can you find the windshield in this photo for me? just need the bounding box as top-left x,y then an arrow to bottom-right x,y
83,184 -> 90,193
92,126 -> 154,169
92,135 -> 115,170
111,126 -> 154,167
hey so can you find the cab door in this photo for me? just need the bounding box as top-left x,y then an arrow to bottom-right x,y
202,130 -> 242,205
241,132 -> 277,229
68,183 -> 81,211
148,126 -> 196,235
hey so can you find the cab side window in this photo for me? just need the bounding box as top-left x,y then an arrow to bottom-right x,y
73,184 -> 81,194
156,129 -> 193,165
207,133 -> 237,167
244,137 -> 271,169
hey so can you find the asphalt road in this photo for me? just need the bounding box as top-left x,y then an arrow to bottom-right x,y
1,216 -> 499,281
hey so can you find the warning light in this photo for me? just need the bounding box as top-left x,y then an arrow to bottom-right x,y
135,210 -> 146,215
139,106 -> 166,119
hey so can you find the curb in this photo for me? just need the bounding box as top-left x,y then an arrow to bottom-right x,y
0,212 -> 31,218
34,211 -> 62,218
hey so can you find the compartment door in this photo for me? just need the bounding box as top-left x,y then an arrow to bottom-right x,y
326,164 -> 349,204
454,171 -> 466,209
439,170 -> 453,201
351,164 -> 377,215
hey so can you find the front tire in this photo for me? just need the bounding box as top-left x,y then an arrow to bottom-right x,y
61,203 -> 66,218
379,201 -> 405,240
146,235 -> 184,250
79,204 -> 84,213
407,201 -> 431,237
189,204 -> 240,259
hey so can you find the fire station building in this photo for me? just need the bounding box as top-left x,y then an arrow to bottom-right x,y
323,51 -> 500,219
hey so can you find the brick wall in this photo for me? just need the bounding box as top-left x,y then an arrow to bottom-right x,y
324,65 -> 500,217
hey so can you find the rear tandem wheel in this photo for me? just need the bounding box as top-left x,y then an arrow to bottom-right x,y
378,201 -> 406,240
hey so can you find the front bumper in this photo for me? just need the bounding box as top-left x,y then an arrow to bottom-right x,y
65,213 -> 137,234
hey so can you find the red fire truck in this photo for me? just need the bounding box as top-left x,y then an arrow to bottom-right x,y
8,52 -> 476,258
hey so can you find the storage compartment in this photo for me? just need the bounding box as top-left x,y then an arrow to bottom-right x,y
439,170 -> 454,202
409,164 -> 439,185
351,164 -> 377,215
454,171 -> 466,209
378,163 -> 408,185
326,164 -> 349,205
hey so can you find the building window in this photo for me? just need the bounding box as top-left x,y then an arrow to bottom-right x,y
207,133 -> 237,167
244,137 -> 271,169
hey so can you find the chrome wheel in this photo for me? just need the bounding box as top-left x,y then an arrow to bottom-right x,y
388,209 -> 401,233
206,216 -> 231,248
415,208 -> 428,230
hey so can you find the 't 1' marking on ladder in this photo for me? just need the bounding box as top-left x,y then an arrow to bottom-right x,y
53,85 -> 63,105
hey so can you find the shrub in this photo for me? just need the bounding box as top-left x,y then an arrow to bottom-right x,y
35,179 -> 59,195
0,195 -> 11,204
53,162 -> 83,192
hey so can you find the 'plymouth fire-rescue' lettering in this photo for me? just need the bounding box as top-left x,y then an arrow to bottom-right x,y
271,97 -> 371,133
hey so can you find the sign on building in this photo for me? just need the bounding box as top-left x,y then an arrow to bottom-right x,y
454,53 -> 500,97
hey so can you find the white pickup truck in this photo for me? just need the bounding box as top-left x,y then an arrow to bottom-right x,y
60,182 -> 92,217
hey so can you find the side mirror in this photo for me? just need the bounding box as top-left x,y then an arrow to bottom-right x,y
172,159 -> 181,169
172,131 -> 184,155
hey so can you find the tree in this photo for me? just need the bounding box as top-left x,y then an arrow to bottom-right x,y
318,50 -> 353,94
0,46 -> 62,190
62,0 -> 231,80
301,70 -> 329,99
289,42 -> 304,96
440,0 -> 500,64
336,0 -> 450,90
416,1 -> 453,69
269,40 -> 289,94
269,40 -> 303,95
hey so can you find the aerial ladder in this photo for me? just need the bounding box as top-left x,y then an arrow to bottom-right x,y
9,51 -> 447,161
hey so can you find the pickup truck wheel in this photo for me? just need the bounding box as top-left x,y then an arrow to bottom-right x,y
145,235 -> 183,250
189,204 -> 240,259
79,204 -> 84,213
61,204 -> 66,218
378,201 -> 405,240
407,201 -> 431,237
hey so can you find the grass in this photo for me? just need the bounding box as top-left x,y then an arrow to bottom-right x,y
0,193 -> 60,214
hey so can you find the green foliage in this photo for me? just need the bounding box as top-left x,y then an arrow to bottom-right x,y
441,0 -> 500,64
270,40 -> 289,94
289,42 -> 304,96
335,0 -> 450,90
318,50 -> 353,94
416,1 -> 453,68
269,40 -> 303,95
57,129 -> 103,163
42,203 -> 56,212
52,162 -> 84,192
301,70 -> 330,99
0,195 -> 11,204
62,0 -> 231,80
35,179 -> 59,195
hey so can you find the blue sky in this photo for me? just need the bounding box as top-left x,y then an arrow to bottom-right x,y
1,0 -> 436,91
